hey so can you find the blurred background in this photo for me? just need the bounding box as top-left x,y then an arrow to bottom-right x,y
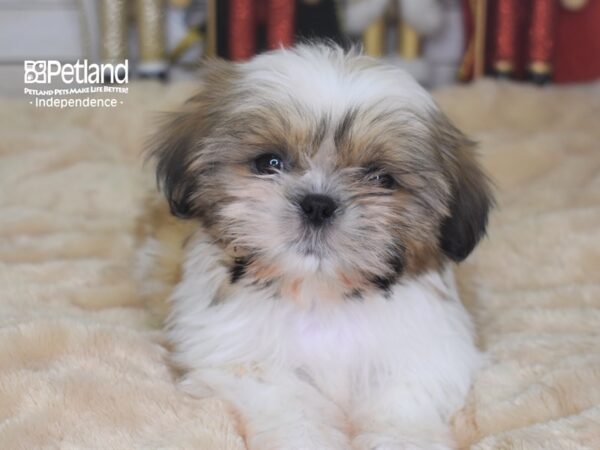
1,0 -> 599,96
0,3 -> 599,447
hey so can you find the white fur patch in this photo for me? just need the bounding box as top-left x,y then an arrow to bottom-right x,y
166,45 -> 482,449
239,45 -> 435,123
169,232 -> 480,449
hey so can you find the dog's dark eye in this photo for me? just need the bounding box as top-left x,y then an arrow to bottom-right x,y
254,153 -> 284,174
366,170 -> 397,189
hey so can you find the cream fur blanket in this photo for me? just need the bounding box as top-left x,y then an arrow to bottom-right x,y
1,80 -> 598,449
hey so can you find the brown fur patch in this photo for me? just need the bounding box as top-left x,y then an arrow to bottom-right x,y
148,45 -> 493,297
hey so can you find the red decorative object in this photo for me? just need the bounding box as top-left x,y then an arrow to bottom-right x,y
554,0 -> 600,83
488,0 -> 557,83
229,0 -> 296,61
462,0 -> 600,84
266,0 -> 296,50
493,0 -> 518,75
229,0 -> 256,61
528,0 -> 558,80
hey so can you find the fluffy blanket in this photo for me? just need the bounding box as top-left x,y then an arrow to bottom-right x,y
1,80 -> 598,449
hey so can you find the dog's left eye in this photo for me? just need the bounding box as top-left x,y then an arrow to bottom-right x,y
366,171 -> 397,189
254,153 -> 284,174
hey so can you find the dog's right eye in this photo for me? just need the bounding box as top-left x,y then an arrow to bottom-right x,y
254,153 -> 284,174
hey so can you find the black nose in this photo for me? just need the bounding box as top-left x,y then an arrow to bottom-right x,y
300,194 -> 337,226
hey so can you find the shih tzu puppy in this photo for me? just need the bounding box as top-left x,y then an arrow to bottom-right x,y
147,44 -> 492,450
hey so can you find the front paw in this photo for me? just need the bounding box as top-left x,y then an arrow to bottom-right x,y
352,433 -> 452,450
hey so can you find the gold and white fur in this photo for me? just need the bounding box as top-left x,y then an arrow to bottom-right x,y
148,44 -> 493,450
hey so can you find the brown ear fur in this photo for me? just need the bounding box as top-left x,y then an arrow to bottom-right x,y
148,60 -> 237,219
435,112 -> 494,262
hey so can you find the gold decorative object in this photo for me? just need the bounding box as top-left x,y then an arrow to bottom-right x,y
473,0 -> 488,78
363,16 -> 385,57
398,21 -> 419,60
560,0 -> 588,10
205,0 -> 217,58
136,0 -> 167,75
100,0 -> 128,64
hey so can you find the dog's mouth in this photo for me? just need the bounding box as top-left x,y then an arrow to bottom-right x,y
292,233 -> 330,260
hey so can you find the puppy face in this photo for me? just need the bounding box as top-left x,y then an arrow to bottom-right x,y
151,45 -> 492,297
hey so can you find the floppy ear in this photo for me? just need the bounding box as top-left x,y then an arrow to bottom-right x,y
436,115 -> 494,262
148,59 -> 236,219
150,111 -> 202,219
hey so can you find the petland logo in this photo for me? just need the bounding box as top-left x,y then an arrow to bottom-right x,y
24,60 -> 128,84
24,59 -> 129,108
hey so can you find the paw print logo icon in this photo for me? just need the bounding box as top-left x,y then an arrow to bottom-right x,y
24,61 -> 47,84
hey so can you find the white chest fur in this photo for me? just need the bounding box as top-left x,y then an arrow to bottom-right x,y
168,232 -> 480,425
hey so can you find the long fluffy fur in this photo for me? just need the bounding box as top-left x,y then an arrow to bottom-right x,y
149,44 -> 493,450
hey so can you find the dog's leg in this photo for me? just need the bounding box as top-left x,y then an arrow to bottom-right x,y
180,367 -> 350,450
351,384 -> 457,450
